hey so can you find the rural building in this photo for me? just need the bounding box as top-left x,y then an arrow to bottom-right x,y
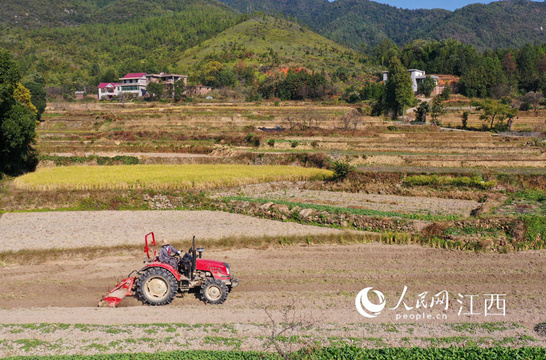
186,85 -> 212,96
146,73 -> 188,86
382,69 -> 439,93
119,73 -> 148,97
98,82 -> 122,100
98,72 -> 188,100
434,74 -> 460,95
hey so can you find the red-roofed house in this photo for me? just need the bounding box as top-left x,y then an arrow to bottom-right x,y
119,73 -> 147,96
98,72 -> 189,100
98,82 -> 122,100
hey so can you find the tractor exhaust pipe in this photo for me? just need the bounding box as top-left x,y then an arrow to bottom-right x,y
191,235 -> 196,280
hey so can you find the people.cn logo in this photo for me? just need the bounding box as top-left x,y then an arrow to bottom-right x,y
355,287 -> 386,318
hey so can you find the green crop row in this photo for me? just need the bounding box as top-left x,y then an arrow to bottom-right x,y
39,155 -> 140,166
224,196 -> 460,221
404,175 -> 496,190
5,346 -> 546,360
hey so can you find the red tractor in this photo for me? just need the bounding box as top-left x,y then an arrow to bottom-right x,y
99,233 -> 238,307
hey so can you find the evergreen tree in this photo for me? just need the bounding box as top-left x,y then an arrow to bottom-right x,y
414,101 -> 430,123
146,82 -> 164,100
0,48 -> 38,176
430,98 -> 446,125
459,55 -> 506,98
418,76 -> 436,97
385,57 -> 414,119
375,39 -> 400,67
23,73 -> 47,120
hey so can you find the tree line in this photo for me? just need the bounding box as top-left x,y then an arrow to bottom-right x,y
0,48 -> 44,176
376,38 -> 546,98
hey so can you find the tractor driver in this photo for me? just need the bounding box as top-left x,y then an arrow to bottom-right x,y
159,239 -> 181,270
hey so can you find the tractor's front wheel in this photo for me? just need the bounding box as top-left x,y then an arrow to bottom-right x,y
200,278 -> 228,305
136,267 -> 178,306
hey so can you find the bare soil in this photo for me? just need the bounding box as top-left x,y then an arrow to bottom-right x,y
0,243 -> 544,356
0,211 -> 348,252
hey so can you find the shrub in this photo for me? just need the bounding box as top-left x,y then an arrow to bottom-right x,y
522,215 -> 546,247
331,160 -> 354,180
244,133 -> 260,147
305,152 -> 330,168
462,111 -> 469,129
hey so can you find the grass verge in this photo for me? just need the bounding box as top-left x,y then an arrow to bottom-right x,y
39,155 -> 140,166
3,346 -> 546,359
223,196 -> 461,221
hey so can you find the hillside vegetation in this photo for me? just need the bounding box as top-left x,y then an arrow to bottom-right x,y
219,0 -> 546,50
0,1 -> 242,88
0,0 -> 236,27
178,16 -> 372,75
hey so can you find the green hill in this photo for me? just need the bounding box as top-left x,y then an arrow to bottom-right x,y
0,0 -> 236,28
5,0 -> 545,51
178,16 -> 372,76
0,0 -> 242,88
218,0 -> 546,50
427,1 -> 546,50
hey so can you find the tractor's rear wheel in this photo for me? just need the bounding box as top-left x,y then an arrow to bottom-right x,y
136,267 -> 178,306
200,278 -> 228,305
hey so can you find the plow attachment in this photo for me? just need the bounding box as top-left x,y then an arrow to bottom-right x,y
98,277 -> 135,308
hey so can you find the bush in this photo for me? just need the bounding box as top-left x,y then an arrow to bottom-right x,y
522,215 -> 546,246
519,101 -> 532,111
331,160 -> 354,180
244,133 -> 260,147
461,111 -> 469,129
304,152 -> 329,168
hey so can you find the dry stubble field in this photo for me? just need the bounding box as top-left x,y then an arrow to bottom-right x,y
0,101 -> 545,356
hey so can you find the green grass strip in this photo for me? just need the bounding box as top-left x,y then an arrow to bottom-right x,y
4,346 -> 546,359
224,196 -> 461,221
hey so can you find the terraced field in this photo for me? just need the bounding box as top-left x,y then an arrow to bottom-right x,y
1,101 -> 544,357
37,102 -> 545,169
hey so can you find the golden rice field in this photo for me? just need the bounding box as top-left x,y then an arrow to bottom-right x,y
13,164 -> 333,191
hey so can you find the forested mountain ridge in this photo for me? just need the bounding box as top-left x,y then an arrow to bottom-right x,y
0,0 -> 236,28
3,0 -> 545,51
218,0 -> 546,50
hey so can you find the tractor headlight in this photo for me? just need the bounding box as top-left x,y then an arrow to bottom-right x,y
223,262 -> 230,275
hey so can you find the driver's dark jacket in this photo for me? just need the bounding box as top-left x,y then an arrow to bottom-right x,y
159,244 -> 180,269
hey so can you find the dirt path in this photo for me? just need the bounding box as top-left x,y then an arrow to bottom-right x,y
0,211 -> 349,252
0,243 -> 544,355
